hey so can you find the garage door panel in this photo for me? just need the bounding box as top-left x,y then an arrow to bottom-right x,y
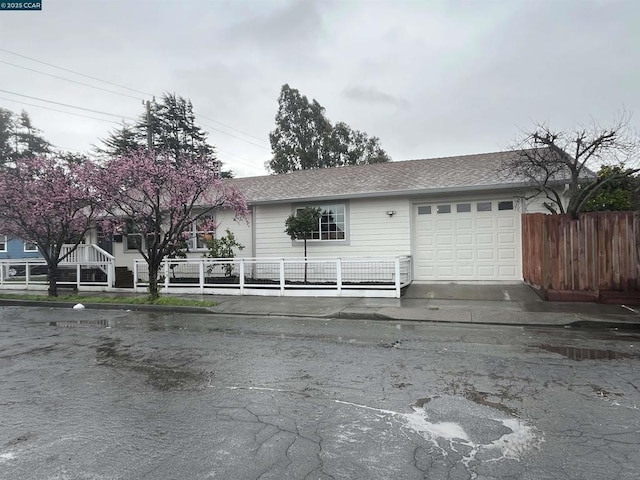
499,265 -> 517,276
414,200 -> 521,281
456,266 -> 474,277
436,219 -> 452,229
498,217 -> 515,228
477,249 -> 495,260
477,265 -> 496,277
456,219 -> 473,230
437,266 -> 454,276
456,234 -> 473,245
417,235 -> 434,246
456,249 -> 473,260
437,250 -> 454,261
498,232 -> 515,244
498,248 -> 515,260
476,218 -> 494,229
477,233 -> 493,244
420,265 -> 437,276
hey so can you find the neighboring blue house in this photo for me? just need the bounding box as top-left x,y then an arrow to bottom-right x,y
0,235 -> 42,260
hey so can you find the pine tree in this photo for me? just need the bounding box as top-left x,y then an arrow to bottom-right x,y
0,108 -> 50,165
98,93 -> 232,177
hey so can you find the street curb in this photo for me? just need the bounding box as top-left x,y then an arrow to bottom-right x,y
567,320 -> 640,331
0,299 -> 214,314
338,309 -> 640,330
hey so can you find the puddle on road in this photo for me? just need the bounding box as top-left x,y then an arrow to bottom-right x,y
537,344 -> 637,361
96,338 -> 211,391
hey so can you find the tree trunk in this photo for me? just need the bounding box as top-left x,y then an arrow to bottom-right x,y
47,264 -> 58,297
148,263 -> 160,300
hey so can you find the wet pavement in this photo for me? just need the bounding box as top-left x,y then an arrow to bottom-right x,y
1,306 -> 639,479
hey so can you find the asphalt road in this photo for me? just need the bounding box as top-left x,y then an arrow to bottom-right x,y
1,306 -> 639,479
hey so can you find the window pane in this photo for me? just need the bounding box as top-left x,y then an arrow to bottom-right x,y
126,235 -> 142,251
298,204 -> 346,241
477,202 -> 492,212
24,241 -> 38,252
437,205 -> 451,214
314,205 -> 344,240
194,215 -> 215,249
0,235 -> 6,252
456,203 -> 471,213
417,206 -> 431,215
498,201 -> 514,211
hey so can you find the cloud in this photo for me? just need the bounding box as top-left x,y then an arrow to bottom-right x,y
225,1 -> 323,53
342,86 -> 408,107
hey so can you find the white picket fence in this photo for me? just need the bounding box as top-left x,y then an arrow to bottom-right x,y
134,256 -> 412,298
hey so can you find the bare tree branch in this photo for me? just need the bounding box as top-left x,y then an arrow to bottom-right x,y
503,114 -> 639,217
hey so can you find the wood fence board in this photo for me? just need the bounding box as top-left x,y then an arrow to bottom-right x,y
522,211 -> 639,295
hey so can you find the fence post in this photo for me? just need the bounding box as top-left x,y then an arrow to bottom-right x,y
239,259 -> 245,295
164,261 -> 169,292
133,261 -> 138,292
336,259 -> 342,296
280,259 -> 285,296
395,257 -> 401,298
108,262 -> 114,289
199,260 -> 205,294
76,264 -> 81,290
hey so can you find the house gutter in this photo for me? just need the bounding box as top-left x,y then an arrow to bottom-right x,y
244,182 -> 534,206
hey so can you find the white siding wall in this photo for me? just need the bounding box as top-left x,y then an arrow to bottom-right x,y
214,207 -> 254,258
254,197 -> 411,258
521,191 -> 569,214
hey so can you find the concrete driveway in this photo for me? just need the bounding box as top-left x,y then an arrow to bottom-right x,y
403,282 -> 543,302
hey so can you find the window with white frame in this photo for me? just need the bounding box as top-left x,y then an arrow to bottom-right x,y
24,241 -> 38,252
188,215 -> 215,250
0,235 -> 6,252
297,204 -> 346,241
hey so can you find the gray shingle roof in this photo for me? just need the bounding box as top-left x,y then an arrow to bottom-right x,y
229,150 -> 533,204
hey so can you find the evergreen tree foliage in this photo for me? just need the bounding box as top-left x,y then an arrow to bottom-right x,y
0,108 -> 51,165
582,164 -> 640,212
268,84 -> 391,174
98,93 -> 233,177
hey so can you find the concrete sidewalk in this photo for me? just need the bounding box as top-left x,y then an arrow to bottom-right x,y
208,293 -> 640,329
1,284 -> 639,329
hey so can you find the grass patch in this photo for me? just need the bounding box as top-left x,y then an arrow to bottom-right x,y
0,293 -> 216,307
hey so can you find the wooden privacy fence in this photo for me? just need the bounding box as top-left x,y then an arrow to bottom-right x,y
522,212 -> 640,297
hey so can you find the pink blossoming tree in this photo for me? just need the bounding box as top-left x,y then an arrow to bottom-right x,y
0,156 -> 98,296
96,150 -> 248,299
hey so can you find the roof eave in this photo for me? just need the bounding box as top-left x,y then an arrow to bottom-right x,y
245,182 -> 533,205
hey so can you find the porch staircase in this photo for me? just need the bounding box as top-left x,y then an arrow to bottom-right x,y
115,267 -> 134,288
60,244 -> 116,287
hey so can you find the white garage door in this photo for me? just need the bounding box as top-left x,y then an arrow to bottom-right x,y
413,199 -> 521,281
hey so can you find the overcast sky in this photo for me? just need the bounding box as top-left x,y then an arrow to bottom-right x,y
1,0 -> 638,177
